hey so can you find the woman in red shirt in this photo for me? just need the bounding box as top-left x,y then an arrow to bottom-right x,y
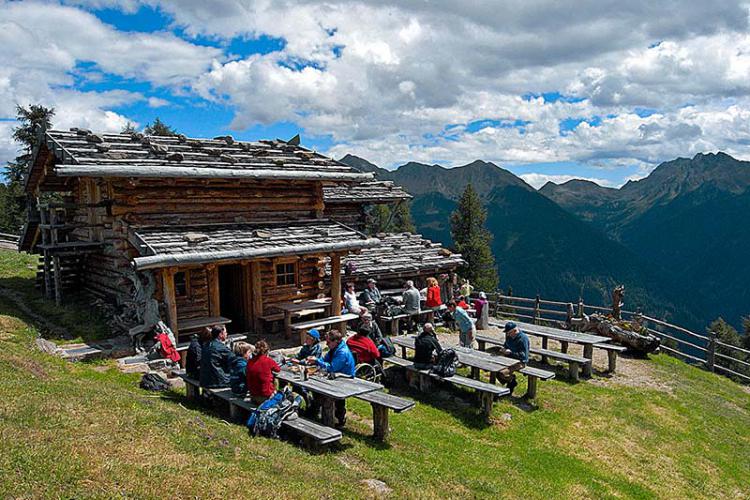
425,277 -> 442,308
245,340 -> 280,404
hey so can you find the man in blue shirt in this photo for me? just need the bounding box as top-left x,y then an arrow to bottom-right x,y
447,300 -> 476,348
499,322 -> 529,395
307,330 -> 356,427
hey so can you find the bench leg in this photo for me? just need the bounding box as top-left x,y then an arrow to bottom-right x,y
320,397 -> 336,427
418,373 -> 432,392
185,383 -> 200,401
477,340 -> 486,351
568,362 -> 580,382
401,346 -> 408,359
229,403 -> 242,423
560,341 -> 569,354
391,319 -> 399,336
480,392 -> 494,421
372,404 -> 390,442
525,376 -> 538,399
489,372 -> 497,384
582,344 -> 593,378
470,366 -> 480,380
607,350 -> 618,373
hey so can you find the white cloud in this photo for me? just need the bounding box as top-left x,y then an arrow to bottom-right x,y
147,97 -> 170,108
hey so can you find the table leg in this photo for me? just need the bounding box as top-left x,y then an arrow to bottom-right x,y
391,319 -> 399,336
607,350 -> 618,373
320,396 -> 336,427
401,346 -> 407,359
489,372 -> 497,384
372,404 -> 390,442
560,341 -> 569,353
526,376 -> 538,399
583,344 -> 593,378
477,339 -> 486,351
470,366 -> 480,380
541,337 -> 549,364
481,392 -> 494,422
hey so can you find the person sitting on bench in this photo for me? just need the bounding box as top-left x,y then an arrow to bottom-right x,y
402,280 -> 421,333
347,326 -> 382,365
344,282 -> 367,315
229,341 -> 255,396
455,295 -> 470,310
246,339 -> 281,404
359,313 -> 383,344
291,329 -> 322,363
448,300 -> 476,348
185,333 -> 202,380
359,278 -> 382,308
200,325 -> 233,388
414,322 -> 442,370
307,330 -> 356,427
498,322 -> 529,395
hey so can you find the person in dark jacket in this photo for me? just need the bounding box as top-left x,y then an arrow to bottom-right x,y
229,342 -> 254,395
498,321 -> 529,395
359,278 -> 382,307
185,334 -> 202,379
413,323 -> 442,369
291,329 -> 322,363
200,325 -> 233,388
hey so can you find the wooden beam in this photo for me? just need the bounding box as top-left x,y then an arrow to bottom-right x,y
206,264 -> 220,317
250,261 -> 263,334
52,255 -> 62,306
162,267 -> 179,336
330,253 -> 344,333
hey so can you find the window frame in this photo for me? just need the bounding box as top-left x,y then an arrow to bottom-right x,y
173,270 -> 191,299
274,258 -> 299,288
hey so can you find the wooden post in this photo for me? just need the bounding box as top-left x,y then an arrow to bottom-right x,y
162,267 -> 179,337
540,336 -> 549,364
534,294 -> 541,324
320,397 -> 336,427
206,264 -> 220,317
706,331 -> 717,372
577,299 -> 584,318
330,253 -> 344,333
372,404 -> 390,442
582,344 -> 593,378
481,392 -> 494,422
241,262 -> 253,332
52,255 -> 62,306
568,362 -> 580,382
607,351 -> 618,373
526,375 -> 538,399
250,261 -> 263,334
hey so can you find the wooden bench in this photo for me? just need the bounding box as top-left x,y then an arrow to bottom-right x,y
594,343 -> 627,373
355,390 -> 416,441
529,347 -> 590,382
379,306 -> 446,335
291,313 -> 359,332
176,372 -> 202,400
382,357 -> 508,420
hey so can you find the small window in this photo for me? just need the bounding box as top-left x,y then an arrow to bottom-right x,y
276,262 -> 297,287
174,271 -> 189,297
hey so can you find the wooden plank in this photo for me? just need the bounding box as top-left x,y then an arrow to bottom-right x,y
291,313 -> 359,330
250,260 -> 263,334
241,262 -> 253,331
162,267 -> 179,335
206,264 -> 220,317
356,391 -> 416,413
330,252 -> 343,332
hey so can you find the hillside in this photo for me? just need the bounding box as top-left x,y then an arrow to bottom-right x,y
541,152 -> 750,327
341,156 -> 697,325
1,249 -> 749,498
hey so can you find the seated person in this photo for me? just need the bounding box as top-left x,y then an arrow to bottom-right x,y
292,328 -> 322,363
307,330 -> 356,427
245,340 -> 280,404
413,323 -> 442,370
425,277 -> 442,308
456,295 -> 470,310
199,325 -> 233,388
499,322 -> 530,394
359,278 -> 382,307
185,333 -> 202,379
347,326 -> 382,365
359,313 -> 383,344
229,342 -> 255,396
344,282 -> 367,315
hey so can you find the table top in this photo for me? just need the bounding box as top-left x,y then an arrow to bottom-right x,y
276,367 -> 382,400
491,320 -> 610,344
274,298 -> 333,313
391,335 -> 520,371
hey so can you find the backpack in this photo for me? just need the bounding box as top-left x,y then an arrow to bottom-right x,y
431,348 -> 458,378
140,372 -> 171,391
246,387 -> 302,438
378,337 -> 396,358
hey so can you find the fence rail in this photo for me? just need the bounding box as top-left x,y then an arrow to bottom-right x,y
0,232 -> 19,251
483,291 -> 750,385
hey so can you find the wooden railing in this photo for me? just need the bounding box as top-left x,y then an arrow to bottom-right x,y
0,232 -> 19,250
481,291 -> 750,384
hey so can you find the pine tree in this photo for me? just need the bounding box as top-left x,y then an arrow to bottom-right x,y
365,201 -> 415,234
709,317 -> 749,380
121,122 -> 137,134
144,117 -> 177,136
0,104 -> 55,233
450,183 -> 498,291
743,316 -> 750,349
391,201 -> 415,233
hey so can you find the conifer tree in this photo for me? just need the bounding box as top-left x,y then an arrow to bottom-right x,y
365,201 -> 415,234
144,117 -> 177,136
450,183 -> 498,291
391,201 -> 415,233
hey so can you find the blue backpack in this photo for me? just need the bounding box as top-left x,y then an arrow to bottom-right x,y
246,387 -> 302,438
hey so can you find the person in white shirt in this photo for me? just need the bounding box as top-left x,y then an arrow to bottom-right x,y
343,282 -> 366,315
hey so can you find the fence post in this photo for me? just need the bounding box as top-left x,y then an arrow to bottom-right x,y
706,331 -> 717,372
534,294 -> 541,324
577,298 -> 584,318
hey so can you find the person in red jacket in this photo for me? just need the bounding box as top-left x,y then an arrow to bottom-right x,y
425,276 -> 442,308
346,327 -> 381,365
245,339 -> 280,404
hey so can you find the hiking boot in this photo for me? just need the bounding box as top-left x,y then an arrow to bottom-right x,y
507,376 -> 518,396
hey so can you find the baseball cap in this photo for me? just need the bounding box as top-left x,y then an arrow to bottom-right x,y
503,321 -> 517,333
307,329 -> 321,340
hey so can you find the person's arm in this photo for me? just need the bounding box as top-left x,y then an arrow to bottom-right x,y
271,358 -> 281,373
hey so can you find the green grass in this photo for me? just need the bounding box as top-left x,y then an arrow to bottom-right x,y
0,251 -> 749,498
0,250 -> 110,344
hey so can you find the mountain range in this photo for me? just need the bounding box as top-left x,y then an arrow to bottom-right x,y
340,152 -> 750,331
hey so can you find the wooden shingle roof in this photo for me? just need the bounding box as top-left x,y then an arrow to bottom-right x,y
131,220 -> 379,270
323,181 -> 411,204
37,129 -> 373,184
340,232 -> 464,279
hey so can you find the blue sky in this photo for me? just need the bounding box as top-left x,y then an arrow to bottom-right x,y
2,0 -> 749,188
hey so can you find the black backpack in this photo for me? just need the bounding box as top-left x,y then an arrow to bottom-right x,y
140,372 -> 171,391
431,348 -> 458,378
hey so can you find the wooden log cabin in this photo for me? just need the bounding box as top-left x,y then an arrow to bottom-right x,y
19,128 -> 463,343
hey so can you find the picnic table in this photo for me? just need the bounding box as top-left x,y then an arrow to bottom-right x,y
274,298 -> 332,341
276,367 -> 382,427
488,320 -> 610,377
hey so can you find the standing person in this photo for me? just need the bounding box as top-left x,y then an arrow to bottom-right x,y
200,325 -> 233,388
245,340 -> 281,404
402,280 -> 421,333
359,278 -> 382,308
459,279 -> 474,302
499,322 -> 529,395
438,273 -> 453,305
425,277 -> 442,308
413,322 -> 442,370
447,300 -> 476,348
307,330 -> 356,427
229,342 -> 255,396
474,291 -> 490,330
291,329 -> 322,363
344,282 -> 366,315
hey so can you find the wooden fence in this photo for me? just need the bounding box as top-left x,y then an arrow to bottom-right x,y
0,232 -> 19,251
483,291 -> 750,384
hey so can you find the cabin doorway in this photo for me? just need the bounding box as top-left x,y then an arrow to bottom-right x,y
218,264 -> 247,333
